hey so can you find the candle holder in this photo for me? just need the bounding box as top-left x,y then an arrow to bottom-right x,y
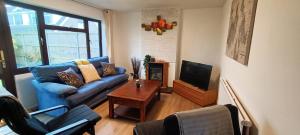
136,79 -> 141,88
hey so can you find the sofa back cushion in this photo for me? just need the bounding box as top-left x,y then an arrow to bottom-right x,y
88,56 -> 109,69
30,56 -> 109,83
30,62 -> 79,83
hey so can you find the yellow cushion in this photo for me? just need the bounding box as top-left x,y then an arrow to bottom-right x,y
75,59 -> 90,65
78,64 -> 101,83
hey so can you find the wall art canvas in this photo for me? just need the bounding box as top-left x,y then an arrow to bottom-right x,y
141,15 -> 177,35
226,0 -> 258,65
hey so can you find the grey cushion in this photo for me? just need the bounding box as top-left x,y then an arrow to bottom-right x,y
38,82 -> 77,96
134,120 -> 166,135
30,62 -> 79,83
101,74 -> 129,88
66,80 -> 109,107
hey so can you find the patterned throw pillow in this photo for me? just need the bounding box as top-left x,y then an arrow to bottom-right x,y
57,68 -> 84,88
101,63 -> 116,77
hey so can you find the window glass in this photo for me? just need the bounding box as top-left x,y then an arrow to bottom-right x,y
101,23 -> 107,56
45,30 -> 87,64
44,12 -> 84,29
5,4 -> 42,68
88,21 -> 100,57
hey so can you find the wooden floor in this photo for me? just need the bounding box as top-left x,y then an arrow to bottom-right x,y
92,93 -> 200,135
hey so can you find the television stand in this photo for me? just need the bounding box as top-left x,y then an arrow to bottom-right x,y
173,80 -> 217,106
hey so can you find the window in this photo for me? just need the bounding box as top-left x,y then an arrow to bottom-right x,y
44,12 -> 84,29
88,21 -> 101,58
5,4 -> 42,68
4,1 -> 103,73
45,30 -> 87,64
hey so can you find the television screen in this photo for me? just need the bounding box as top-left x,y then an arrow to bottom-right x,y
179,60 -> 212,90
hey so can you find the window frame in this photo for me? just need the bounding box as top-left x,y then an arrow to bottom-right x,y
4,0 -> 103,74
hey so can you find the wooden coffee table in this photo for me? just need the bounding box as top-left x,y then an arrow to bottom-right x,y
107,80 -> 161,122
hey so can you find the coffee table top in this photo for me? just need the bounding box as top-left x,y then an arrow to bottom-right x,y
107,80 -> 161,101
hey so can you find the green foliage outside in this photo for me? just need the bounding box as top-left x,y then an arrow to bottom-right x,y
12,36 -> 42,68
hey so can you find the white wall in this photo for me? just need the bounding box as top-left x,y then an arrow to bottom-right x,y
112,8 -> 224,87
112,11 -> 142,74
179,8 -> 222,89
141,8 -> 181,86
112,9 -> 181,86
218,0 -> 300,135
141,8 -> 180,63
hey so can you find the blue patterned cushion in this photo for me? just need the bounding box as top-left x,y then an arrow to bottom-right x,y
57,68 -> 84,88
101,63 -> 116,76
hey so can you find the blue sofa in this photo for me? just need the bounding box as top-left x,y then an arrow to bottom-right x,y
30,56 -> 129,116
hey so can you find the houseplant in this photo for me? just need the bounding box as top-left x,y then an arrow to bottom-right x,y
143,55 -> 151,71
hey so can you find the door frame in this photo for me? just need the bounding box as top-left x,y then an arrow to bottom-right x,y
0,0 -> 17,95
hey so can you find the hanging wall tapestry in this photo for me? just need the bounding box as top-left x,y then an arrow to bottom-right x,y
226,0 -> 258,65
142,15 -> 177,35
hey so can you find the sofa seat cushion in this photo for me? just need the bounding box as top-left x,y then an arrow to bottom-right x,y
101,74 -> 129,88
66,80 -> 108,107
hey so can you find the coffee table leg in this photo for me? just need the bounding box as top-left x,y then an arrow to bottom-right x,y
109,98 -> 114,118
140,105 -> 146,122
158,89 -> 161,100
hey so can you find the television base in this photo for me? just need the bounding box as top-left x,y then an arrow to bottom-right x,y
173,80 -> 217,106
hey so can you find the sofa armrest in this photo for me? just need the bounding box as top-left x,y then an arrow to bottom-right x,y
134,120 -> 166,135
115,67 -> 127,74
32,80 -> 77,97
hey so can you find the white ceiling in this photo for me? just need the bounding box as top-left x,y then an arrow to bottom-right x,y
73,0 -> 226,11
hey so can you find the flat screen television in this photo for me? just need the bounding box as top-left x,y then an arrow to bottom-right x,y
179,60 -> 212,90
